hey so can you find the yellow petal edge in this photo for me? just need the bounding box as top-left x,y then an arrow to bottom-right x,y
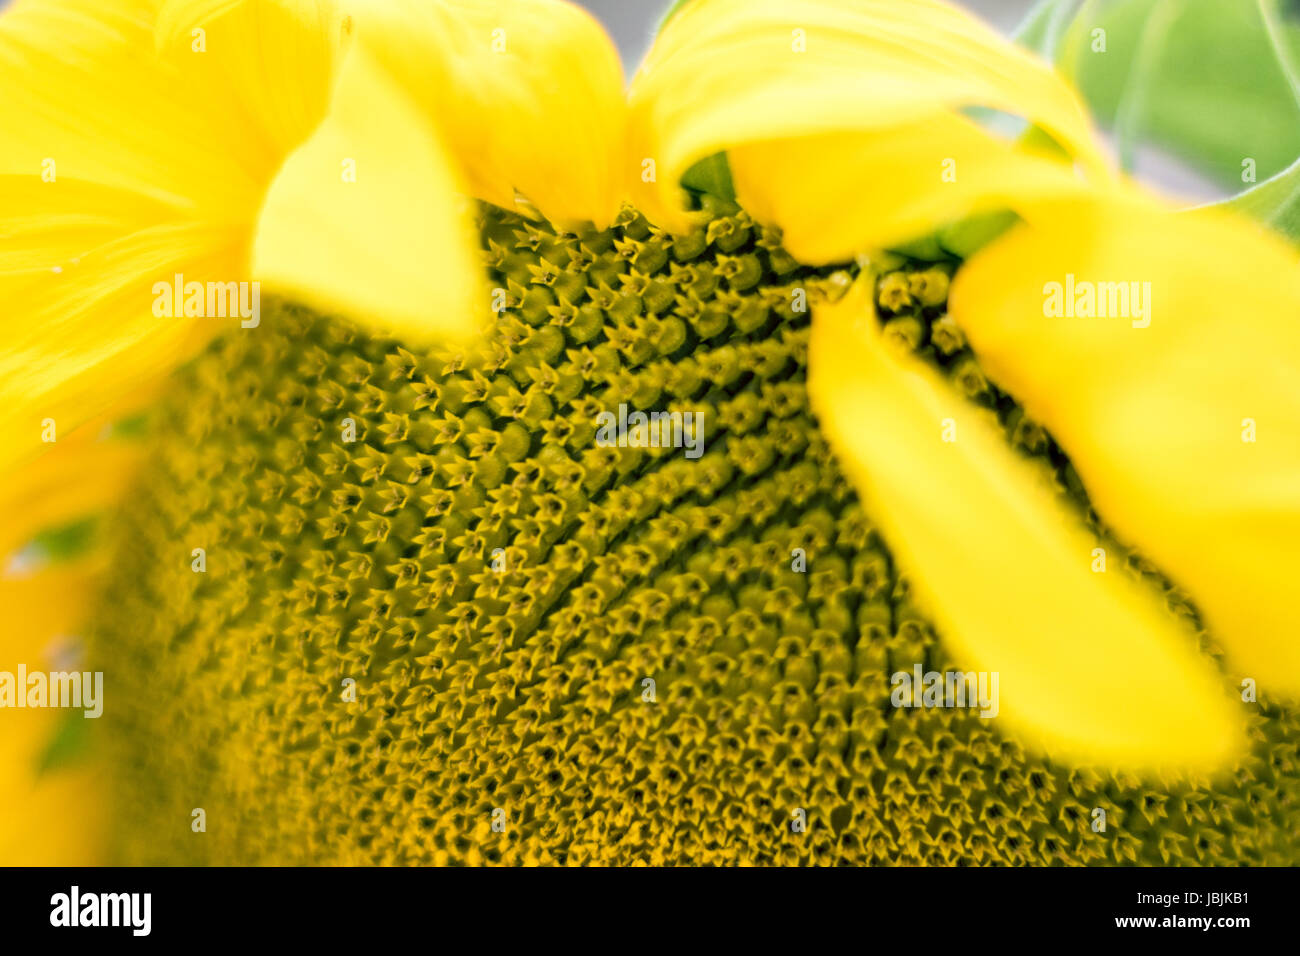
809,278 -> 1244,772
950,195 -> 1300,700
630,0 -> 1110,255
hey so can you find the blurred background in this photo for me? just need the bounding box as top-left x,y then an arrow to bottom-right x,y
578,0 -> 1036,66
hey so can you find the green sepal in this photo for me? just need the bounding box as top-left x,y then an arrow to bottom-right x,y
937,210 -> 1020,259
31,516 -> 99,563
681,152 -> 737,203
37,708 -> 94,776
888,234 -> 949,262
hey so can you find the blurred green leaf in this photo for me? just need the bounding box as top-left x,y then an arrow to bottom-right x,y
1022,0 -> 1300,189
1220,157 -> 1300,244
1015,0 -> 1086,58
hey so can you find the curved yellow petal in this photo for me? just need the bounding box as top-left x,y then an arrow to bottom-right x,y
2,0 -> 339,482
1,0 -> 300,213
154,0 -> 252,49
0,173 -> 245,484
731,115 -> 1090,265
0,174 -> 171,274
0,171 -> 246,476
808,280 -> 1244,771
2,0 -> 337,210
950,196 -> 1300,700
0,563 -> 108,866
151,0 -> 342,171
252,38 -> 485,342
340,0 -> 625,227
630,0 -> 1108,242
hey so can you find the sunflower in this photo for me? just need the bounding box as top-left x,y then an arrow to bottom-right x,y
2,0 -> 1297,866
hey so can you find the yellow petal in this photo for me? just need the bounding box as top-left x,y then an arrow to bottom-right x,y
1,175 -> 248,473
0,563 -> 108,866
252,39 -> 485,342
0,0 -> 217,200
0,762 -> 107,865
0,428 -> 144,563
808,280 -> 1243,770
2,0 -> 340,494
1,559 -> 104,660
0,170 -> 245,485
341,0 -> 625,226
731,115 -> 1090,265
630,0 -> 1109,240
0,174 -> 171,273
155,0 -> 243,42
950,196 -> 1300,700
2,0 -> 337,211
151,0 -> 343,169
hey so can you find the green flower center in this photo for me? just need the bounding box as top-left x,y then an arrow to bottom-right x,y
91,202 -> 1297,865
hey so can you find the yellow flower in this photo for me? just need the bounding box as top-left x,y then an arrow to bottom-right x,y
2,0 -> 1297,865
634,0 -> 1297,768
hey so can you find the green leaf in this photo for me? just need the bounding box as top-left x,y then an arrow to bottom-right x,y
1259,0 -> 1300,110
1109,0 -> 1185,175
1218,156 -> 1300,244
1013,0 -> 1084,58
1040,0 -> 1300,189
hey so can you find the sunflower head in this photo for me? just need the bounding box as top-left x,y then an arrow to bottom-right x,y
3,0 -> 1299,866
